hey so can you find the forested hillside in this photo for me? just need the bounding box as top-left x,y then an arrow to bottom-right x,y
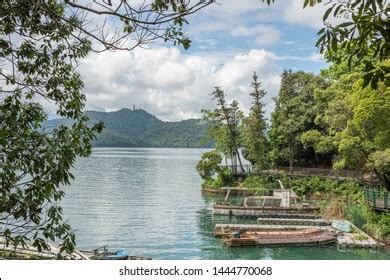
46,108 -> 210,148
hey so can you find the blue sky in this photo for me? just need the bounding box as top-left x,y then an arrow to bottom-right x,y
62,0 -> 331,121
185,0 -> 328,73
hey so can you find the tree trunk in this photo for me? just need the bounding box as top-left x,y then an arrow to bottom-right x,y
372,167 -> 390,191
235,146 -> 244,173
382,174 -> 390,191
218,100 -> 244,173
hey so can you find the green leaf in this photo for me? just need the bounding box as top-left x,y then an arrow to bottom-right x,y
333,4 -> 343,16
365,0 -> 373,11
323,5 -> 334,21
338,22 -> 354,28
317,27 -> 325,35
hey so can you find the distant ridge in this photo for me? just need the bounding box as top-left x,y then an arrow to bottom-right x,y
45,108 -> 210,148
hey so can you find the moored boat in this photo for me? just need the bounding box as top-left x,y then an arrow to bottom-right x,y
214,224 -> 329,238
223,230 -> 337,247
217,227 -> 337,247
100,250 -> 129,260
82,246 -> 151,260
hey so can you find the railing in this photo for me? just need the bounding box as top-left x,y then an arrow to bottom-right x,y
266,166 -> 363,179
364,188 -> 390,211
221,165 -> 380,184
263,167 -> 380,184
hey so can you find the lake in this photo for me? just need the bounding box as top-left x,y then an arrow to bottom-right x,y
62,148 -> 390,259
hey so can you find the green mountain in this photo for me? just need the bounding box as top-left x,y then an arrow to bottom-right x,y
45,108 -> 210,148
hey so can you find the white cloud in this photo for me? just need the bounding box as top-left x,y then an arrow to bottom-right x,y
283,41 -> 297,45
38,1 -> 329,121
271,52 -> 324,63
231,24 -> 280,45
77,47 -> 282,121
187,0 -> 272,36
281,0 -> 327,29
188,0 -> 328,36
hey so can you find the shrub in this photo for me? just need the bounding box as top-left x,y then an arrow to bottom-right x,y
289,177 -> 364,203
196,150 -> 222,180
362,206 -> 390,236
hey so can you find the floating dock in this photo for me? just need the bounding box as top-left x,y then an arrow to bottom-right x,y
214,186 -> 320,216
257,218 -> 332,226
236,213 -> 322,220
213,205 -> 320,216
214,221 -> 382,249
337,222 -> 380,249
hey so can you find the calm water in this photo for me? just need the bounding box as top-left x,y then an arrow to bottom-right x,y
62,148 -> 390,260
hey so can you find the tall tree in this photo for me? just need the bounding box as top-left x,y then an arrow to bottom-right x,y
210,87 -> 244,173
242,72 -> 268,169
269,70 -> 328,171
335,79 -> 390,189
0,0 -> 212,254
300,73 -> 358,167
202,109 -> 234,166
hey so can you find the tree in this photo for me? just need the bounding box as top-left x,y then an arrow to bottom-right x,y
367,149 -> 390,190
242,72 -> 268,169
335,79 -> 390,188
269,70 -> 328,170
196,150 -> 222,181
210,87 -> 244,173
263,0 -> 390,89
0,0 -> 212,254
202,109 -> 235,165
315,0 -> 389,89
300,130 -> 334,164
300,73 -> 359,166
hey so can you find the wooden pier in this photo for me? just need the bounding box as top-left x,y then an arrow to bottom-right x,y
214,204 -> 320,216
257,218 -> 332,226
236,213 -> 322,220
